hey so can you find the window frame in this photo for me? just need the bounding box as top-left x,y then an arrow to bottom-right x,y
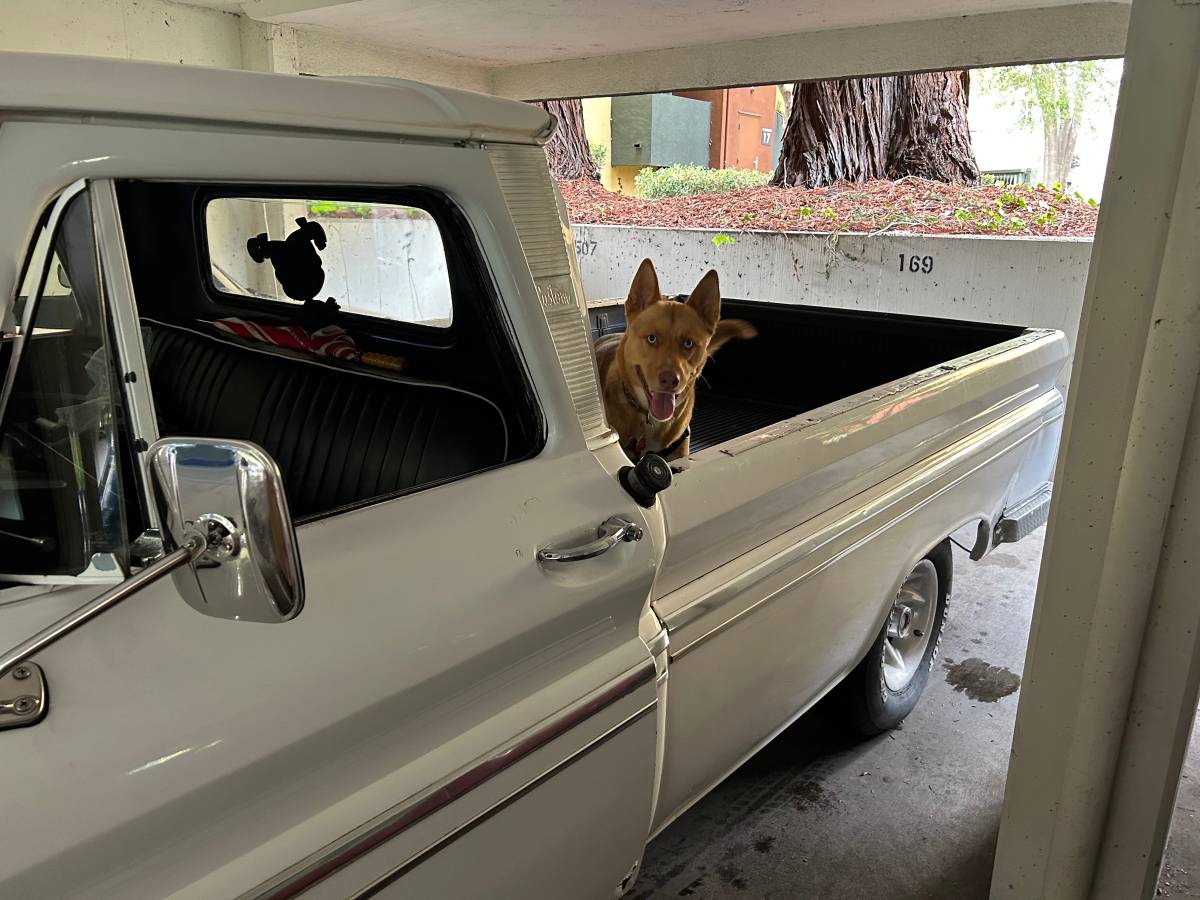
195,186 -> 465,343
111,179 -> 546,526
0,180 -> 145,585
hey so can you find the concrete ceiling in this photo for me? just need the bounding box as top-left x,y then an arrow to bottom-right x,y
200,0 -> 1129,67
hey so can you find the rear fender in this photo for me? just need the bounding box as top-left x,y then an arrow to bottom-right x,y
969,393 -> 1064,560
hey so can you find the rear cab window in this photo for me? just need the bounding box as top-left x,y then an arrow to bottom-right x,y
205,197 -> 453,329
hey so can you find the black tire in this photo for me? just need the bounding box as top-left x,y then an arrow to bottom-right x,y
838,540 -> 952,737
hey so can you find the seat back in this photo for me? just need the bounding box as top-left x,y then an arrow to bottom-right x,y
144,322 -> 507,517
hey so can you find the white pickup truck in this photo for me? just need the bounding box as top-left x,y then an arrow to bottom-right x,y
0,54 -> 1065,900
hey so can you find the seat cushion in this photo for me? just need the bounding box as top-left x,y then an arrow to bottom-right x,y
144,322 -> 507,518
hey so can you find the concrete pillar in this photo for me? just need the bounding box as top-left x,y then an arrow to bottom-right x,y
990,1 -> 1200,898
239,19 -> 300,75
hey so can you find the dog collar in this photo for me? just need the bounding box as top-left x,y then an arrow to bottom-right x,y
626,427 -> 690,461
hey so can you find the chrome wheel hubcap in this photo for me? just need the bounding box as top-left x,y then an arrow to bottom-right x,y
882,559 -> 939,692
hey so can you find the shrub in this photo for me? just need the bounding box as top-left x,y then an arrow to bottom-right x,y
589,142 -> 608,168
634,165 -> 770,199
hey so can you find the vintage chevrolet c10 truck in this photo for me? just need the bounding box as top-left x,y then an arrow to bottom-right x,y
0,53 -> 1064,899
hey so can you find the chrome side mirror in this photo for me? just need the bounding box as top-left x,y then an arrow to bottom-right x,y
147,438 -> 303,623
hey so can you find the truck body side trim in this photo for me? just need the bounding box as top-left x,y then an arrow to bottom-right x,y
244,658 -> 655,900
665,394 -> 1063,660
351,701 -> 657,898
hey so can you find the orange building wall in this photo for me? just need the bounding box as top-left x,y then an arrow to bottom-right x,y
673,86 -> 777,173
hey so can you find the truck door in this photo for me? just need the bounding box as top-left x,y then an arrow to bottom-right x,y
0,136 -> 660,900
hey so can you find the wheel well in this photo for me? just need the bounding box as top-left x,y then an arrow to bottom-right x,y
926,538 -> 954,607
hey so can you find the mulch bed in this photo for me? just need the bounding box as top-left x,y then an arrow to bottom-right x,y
559,176 -> 1098,238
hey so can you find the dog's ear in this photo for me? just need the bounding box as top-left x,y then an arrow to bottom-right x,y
685,270 -> 721,330
708,319 -> 757,356
626,258 -> 661,321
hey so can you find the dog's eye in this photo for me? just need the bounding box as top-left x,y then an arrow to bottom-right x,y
682,338 -> 694,350
646,334 -> 657,345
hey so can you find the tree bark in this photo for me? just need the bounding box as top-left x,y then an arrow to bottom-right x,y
1043,118 -> 1079,187
778,82 -> 795,126
771,77 -> 898,187
535,99 -> 600,182
886,71 -> 980,184
771,71 -> 979,188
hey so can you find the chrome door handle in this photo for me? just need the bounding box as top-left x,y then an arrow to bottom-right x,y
537,516 -> 644,563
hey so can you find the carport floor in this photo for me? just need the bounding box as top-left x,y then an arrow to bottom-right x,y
631,528 -> 1200,899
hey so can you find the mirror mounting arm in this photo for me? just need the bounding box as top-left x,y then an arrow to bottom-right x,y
0,532 -> 205,682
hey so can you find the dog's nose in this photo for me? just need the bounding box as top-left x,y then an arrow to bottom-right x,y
658,370 -> 681,391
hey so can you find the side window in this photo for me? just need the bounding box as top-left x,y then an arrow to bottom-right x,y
0,191 -> 131,578
118,180 -> 543,523
205,197 -> 454,328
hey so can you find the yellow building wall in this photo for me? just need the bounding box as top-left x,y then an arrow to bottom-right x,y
610,166 -> 644,196
581,97 -> 614,191
582,97 -> 643,197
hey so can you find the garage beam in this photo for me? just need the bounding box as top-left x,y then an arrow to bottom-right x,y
490,3 -> 1130,100
990,0 -> 1200,897
239,0 -> 360,19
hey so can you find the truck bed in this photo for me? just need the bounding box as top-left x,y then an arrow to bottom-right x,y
690,394 -> 803,452
589,298 -> 1027,451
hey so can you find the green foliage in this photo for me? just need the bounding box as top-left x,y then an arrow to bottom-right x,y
796,206 -> 813,217
980,173 -> 998,186
307,202 -> 429,220
979,207 -> 1005,232
635,165 -> 770,199
589,141 -> 608,168
711,233 -> 736,249
982,61 -> 1118,132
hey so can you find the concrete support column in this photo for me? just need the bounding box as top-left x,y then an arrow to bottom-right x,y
990,1 -> 1200,898
239,19 -> 300,75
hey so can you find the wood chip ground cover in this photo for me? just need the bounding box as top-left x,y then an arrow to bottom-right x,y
559,177 -> 1098,238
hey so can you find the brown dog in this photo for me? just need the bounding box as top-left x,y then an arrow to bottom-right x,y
594,259 -> 756,462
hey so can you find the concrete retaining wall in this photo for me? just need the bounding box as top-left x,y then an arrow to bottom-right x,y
572,224 -> 1092,395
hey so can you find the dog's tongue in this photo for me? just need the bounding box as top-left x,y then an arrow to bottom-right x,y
649,390 -> 676,422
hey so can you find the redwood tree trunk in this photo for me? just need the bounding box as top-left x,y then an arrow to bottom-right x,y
772,71 -> 979,188
771,77 -> 899,187
886,71 -> 979,183
535,98 -> 600,182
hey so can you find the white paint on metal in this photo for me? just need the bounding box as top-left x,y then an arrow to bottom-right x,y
653,389 -> 1063,833
0,51 -> 549,148
0,117 -> 659,899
